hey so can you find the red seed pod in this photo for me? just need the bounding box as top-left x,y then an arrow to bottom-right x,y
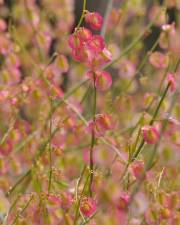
86,70 -> 112,91
95,71 -> 112,91
131,160 -> 145,179
76,27 -> 92,42
117,193 -> 130,211
87,35 -> 105,53
0,140 -> 13,156
80,197 -> 97,217
68,33 -> 82,50
85,11 -> 103,30
141,125 -> 160,144
47,194 -> 61,206
61,192 -> 73,210
87,113 -> 113,137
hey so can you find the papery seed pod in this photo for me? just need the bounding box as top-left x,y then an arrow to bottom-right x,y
76,27 -> 92,42
54,54 -> 69,73
95,71 -> 112,91
131,160 -> 145,179
0,140 -> 13,156
87,70 -> 112,91
141,125 -> 160,144
80,197 -> 97,217
85,11 -> 103,30
87,113 -> 113,137
87,35 -> 105,53
149,51 -> 169,69
117,193 -> 130,211
68,33 -> 82,49
61,192 -> 73,210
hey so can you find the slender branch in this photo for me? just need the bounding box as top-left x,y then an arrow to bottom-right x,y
12,194 -> 34,225
76,0 -> 87,28
101,0 -> 113,37
89,74 -> 97,197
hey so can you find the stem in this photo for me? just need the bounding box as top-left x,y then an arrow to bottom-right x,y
128,57 -> 180,205
12,194 -> 34,225
119,79 -> 171,182
89,74 -> 97,197
101,0 -> 113,37
132,83 -> 170,161
74,172 -> 91,225
48,98 -> 53,194
6,126 -> 61,197
79,211 -> 99,225
6,170 -> 31,197
149,83 -> 170,125
63,100 -> 126,163
76,0 -> 87,28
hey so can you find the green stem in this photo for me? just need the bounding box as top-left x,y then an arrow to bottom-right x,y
76,0 -> 87,28
12,194 -> 34,225
128,58 -> 180,205
74,172 -> 91,225
89,74 -> 97,197
100,0 -> 113,37
48,98 -> 53,194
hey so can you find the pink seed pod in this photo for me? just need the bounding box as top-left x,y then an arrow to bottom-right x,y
87,113 -> 113,137
131,160 -> 145,179
92,48 -> 112,69
86,70 -> 112,91
160,207 -> 172,220
87,48 -> 112,70
165,117 -> 180,136
100,48 -> 112,63
149,51 -> 169,69
54,54 -> 69,73
0,140 -> 13,156
117,193 -> 130,211
68,33 -> 82,50
76,27 -> 92,42
167,73 -> 176,92
61,192 -> 73,210
72,44 -> 94,63
87,35 -> 105,53
118,59 -> 136,78
95,114 -> 113,133
47,194 -> 61,206
141,125 -> 160,144
80,197 -> 97,217
85,11 -> 103,30
95,71 -> 112,91
0,158 -> 8,175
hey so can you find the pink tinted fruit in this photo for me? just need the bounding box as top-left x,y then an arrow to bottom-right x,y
80,197 -> 97,217
141,125 -> 160,144
85,11 -> 103,30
